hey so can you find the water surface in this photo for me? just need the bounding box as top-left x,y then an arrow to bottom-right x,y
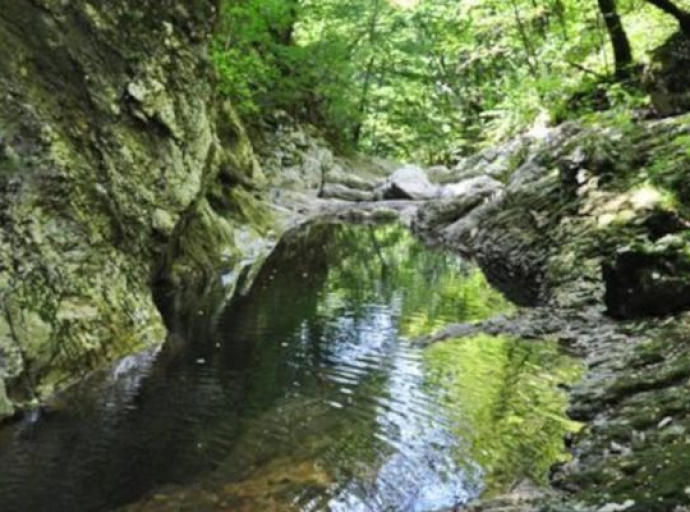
0,222 -> 580,512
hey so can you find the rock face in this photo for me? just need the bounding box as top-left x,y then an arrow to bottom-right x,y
414,177 -> 503,240
0,0 -> 272,418
256,112 -> 393,207
604,242 -> 690,319
416,115 -> 690,312
645,31 -> 690,116
414,112 -> 690,511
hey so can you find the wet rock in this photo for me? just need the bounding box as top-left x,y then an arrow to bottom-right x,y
379,165 -> 439,200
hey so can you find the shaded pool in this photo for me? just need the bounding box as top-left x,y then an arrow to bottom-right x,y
0,222 -> 580,512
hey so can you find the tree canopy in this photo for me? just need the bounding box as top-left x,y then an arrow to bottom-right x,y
213,0 -> 688,163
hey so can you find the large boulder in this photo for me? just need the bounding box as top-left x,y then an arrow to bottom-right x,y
645,31 -> 690,116
380,165 -> 439,200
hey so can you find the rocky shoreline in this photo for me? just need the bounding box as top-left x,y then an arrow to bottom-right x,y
298,111 -> 690,511
406,115 -> 690,512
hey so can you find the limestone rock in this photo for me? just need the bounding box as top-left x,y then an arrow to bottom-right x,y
439,175 -> 503,199
414,176 -> 503,235
381,165 -> 439,200
320,184 -> 374,202
0,0 -> 270,411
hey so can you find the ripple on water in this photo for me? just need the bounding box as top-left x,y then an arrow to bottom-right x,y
0,222 -> 580,512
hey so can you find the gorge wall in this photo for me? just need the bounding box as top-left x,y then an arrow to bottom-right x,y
0,0 -> 271,418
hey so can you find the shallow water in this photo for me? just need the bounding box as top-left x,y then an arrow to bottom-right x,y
0,222 -> 580,512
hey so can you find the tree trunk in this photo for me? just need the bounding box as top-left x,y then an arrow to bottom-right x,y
509,0 -> 540,77
597,0 -> 634,80
352,56 -> 377,145
269,0 -> 298,45
644,0 -> 690,39
352,0 -> 383,146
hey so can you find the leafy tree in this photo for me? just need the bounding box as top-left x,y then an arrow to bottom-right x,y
212,0 -> 684,162
644,0 -> 690,38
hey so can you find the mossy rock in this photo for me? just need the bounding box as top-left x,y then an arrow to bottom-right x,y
645,31 -> 690,117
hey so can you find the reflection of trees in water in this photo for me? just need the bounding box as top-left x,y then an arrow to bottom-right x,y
425,335 -> 581,496
0,221 -> 539,512
207,221 -> 493,506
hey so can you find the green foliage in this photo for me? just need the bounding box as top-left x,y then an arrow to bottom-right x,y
212,0 -> 304,116
212,0 -> 684,161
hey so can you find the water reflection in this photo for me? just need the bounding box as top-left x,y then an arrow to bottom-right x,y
0,222 -> 578,512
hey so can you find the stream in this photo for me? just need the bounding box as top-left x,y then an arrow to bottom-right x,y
0,222 -> 580,512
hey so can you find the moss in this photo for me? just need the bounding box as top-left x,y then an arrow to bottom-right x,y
629,339 -> 667,368
588,445 -> 690,512
0,0 -> 272,412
